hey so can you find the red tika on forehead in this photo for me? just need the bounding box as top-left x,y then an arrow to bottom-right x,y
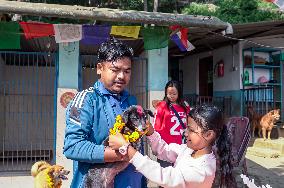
136,105 -> 143,116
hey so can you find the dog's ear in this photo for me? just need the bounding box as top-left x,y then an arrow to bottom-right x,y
47,167 -> 55,177
122,105 -> 135,124
144,109 -> 154,117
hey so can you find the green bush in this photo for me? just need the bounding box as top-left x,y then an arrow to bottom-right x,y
182,0 -> 284,24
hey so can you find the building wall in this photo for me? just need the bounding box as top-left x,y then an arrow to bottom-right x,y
148,47 -> 168,91
0,57 -> 5,141
213,44 -> 241,91
181,44 -> 242,115
0,56 -> 4,83
58,42 -> 79,89
180,51 -> 212,95
181,36 -> 284,116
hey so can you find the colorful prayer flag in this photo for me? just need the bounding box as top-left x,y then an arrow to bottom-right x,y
169,25 -> 189,48
111,26 -> 141,39
179,28 -> 189,48
0,22 -> 20,49
20,22 -> 54,39
265,0 -> 284,10
81,25 -> 111,46
54,24 -> 82,43
171,31 -> 195,52
141,27 -> 170,50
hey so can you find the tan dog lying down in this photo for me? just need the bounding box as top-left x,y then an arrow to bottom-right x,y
259,109 -> 280,140
31,161 -> 70,188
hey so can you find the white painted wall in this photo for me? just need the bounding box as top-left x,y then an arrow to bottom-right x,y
180,43 -> 241,94
213,44 -> 241,91
56,88 -> 77,188
180,51 -> 213,95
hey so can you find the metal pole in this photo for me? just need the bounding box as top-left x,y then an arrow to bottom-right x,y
0,0 -> 228,29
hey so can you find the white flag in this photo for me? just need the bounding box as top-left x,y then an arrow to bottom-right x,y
54,24 -> 82,43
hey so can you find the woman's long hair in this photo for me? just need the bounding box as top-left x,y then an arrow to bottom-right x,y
163,80 -> 187,112
189,104 -> 235,187
216,125 -> 236,187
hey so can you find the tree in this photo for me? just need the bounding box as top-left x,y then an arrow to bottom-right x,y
22,0 -> 180,23
182,0 -> 284,24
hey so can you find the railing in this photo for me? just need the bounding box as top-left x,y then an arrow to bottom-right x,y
185,95 -> 232,117
243,87 -> 280,116
0,52 -> 56,172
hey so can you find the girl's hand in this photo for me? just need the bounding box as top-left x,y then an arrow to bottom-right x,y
146,120 -> 154,136
109,133 -> 129,150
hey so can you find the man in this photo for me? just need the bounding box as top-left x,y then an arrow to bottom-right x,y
63,37 -> 143,188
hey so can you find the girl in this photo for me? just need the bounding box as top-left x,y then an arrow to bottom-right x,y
154,80 -> 190,145
109,104 -> 235,188
154,80 -> 190,168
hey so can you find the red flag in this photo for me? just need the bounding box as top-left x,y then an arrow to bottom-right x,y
180,28 -> 189,48
169,25 -> 181,31
20,22 -> 54,39
169,25 -> 189,48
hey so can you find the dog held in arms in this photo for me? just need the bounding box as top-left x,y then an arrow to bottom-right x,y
83,105 -> 154,188
260,109 -> 280,140
31,161 -> 70,188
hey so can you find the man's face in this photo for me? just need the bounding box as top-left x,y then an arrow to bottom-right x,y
97,57 -> 132,93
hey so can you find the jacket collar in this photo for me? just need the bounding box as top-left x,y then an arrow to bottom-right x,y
94,80 -> 129,102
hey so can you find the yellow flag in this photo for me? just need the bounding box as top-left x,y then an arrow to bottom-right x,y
111,26 -> 141,39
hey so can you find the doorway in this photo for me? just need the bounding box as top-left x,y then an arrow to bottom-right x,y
169,57 -> 183,88
199,56 -> 213,96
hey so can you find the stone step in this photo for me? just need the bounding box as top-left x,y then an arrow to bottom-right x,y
250,138 -> 284,155
246,147 -> 281,158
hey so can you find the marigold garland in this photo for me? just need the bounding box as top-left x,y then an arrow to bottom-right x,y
109,115 -> 143,143
45,171 -> 54,188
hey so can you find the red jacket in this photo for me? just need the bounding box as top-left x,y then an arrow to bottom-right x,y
153,101 -> 190,144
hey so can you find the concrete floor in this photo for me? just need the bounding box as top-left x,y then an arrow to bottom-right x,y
1,139 -> 284,188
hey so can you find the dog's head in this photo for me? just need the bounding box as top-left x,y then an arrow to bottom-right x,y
122,105 -> 154,135
269,109 -> 280,121
49,165 -> 70,182
247,105 -> 253,112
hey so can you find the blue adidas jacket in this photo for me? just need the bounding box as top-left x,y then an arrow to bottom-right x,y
63,81 -> 143,188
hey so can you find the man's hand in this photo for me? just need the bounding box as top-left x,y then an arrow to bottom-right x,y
109,133 -> 128,150
104,147 -> 125,162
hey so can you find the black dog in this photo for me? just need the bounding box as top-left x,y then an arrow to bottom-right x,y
83,105 -> 153,188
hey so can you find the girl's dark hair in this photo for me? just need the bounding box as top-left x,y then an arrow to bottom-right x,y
97,37 -> 134,64
163,80 -> 187,112
189,104 -> 235,187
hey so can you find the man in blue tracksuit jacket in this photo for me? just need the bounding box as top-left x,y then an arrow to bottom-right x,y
63,38 -> 144,188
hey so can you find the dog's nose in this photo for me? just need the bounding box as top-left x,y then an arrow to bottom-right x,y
65,170 -> 70,175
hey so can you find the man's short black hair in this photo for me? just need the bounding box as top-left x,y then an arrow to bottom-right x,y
97,37 -> 134,64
